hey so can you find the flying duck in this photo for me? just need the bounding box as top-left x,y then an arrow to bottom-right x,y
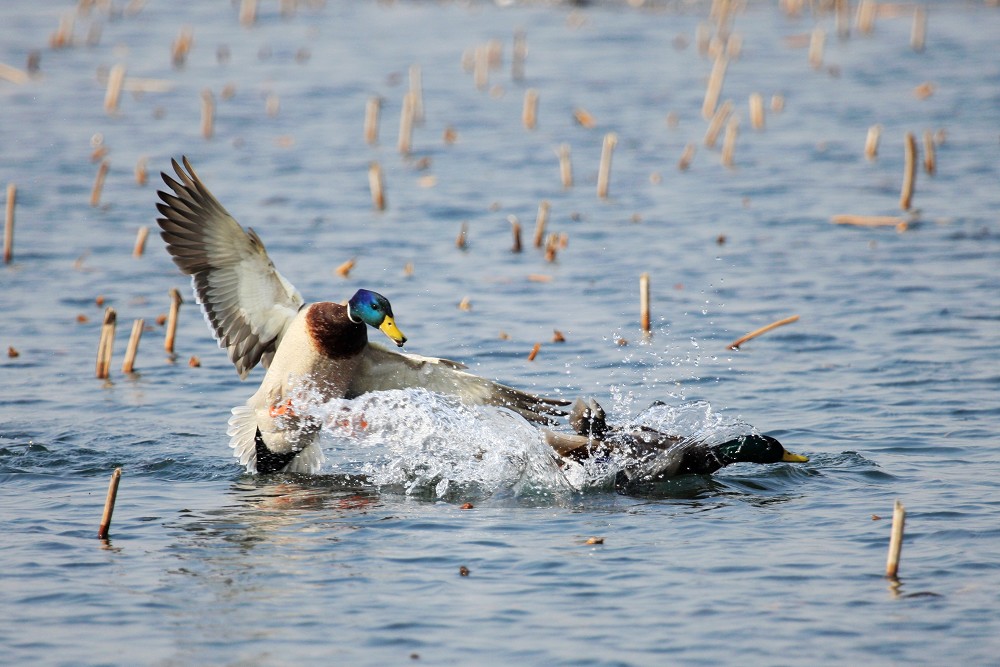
156,157 -> 568,474
545,398 -> 808,490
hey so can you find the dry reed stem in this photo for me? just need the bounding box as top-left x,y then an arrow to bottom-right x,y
132,226 -> 149,258
552,330 -> 566,343
728,314 -> 799,350
0,62 -> 29,84
900,131 -> 917,211
172,26 -> 193,68
134,156 -> 148,186
558,144 -> 573,188
640,272 -> 650,334
911,7 -> 927,52
239,0 -> 257,26
704,99 -> 733,148
721,116 -> 739,168
831,215 -> 908,231
122,318 -> 144,373
885,499 -> 906,579
808,27 -> 825,69
922,129 -> 936,175
201,89 -> 214,139
533,201 -> 550,248
96,307 -> 117,379
597,132 -> 617,199
512,30 -> 526,81
104,63 -> 125,114
702,56 -> 728,119
364,96 -> 381,145
857,0 -> 876,35
456,223 -> 468,250
368,162 -> 386,210
527,342 -> 541,361
398,92 -> 414,155
509,215 -> 522,253
409,64 -> 424,125
164,288 -> 182,354
50,12 -> 74,49
90,160 -> 109,208
4,183 -> 14,264
97,467 -> 122,539
458,297 -> 472,311
749,93 -> 765,130
544,233 -> 558,262
865,124 -> 881,160
835,0 -> 851,39
335,258 -> 356,278
678,143 -> 696,171
522,89 -> 538,130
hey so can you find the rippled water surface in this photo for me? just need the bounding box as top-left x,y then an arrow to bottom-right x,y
2,1 -> 999,665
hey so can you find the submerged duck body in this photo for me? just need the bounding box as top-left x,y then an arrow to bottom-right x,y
545,398 -> 808,489
156,157 -> 567,474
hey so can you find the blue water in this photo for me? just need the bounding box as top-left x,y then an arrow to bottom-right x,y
3,1 -> 1000,664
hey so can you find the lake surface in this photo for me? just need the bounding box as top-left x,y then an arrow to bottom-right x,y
2,1 -> 999,664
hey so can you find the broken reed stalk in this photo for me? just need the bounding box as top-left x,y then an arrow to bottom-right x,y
558,143 -> 573,188
96,307 -> 117,379
409,64 -> 424,125
132,226 -> 149,258
364,96 -> 381,145
544,233 -> 558,262
368,162 -> 386,210
721,116 -> 739,168
704,99 -> 733,148
885,499 -> 906,579
808,27 -> 825,69
164,288 -> 182,354
864,124 -> 881,160
455,222 -> 468,249
121,318 -> 143,373
0,62 -> 29,84
702,56 -> 728,119
831,215 -> 908,231
900,131 -> 917,211
857,0 -> 876,35
3,183 -> 14,264
527,342 -> 541,361
134,156 -> 148,186
749,93 -> 765,130
103,63 -> 126,114
201,88 -> 215,140
509,215 -> 522,253
398,92 -> 414,155
512,29 -> 526,81
90,160 -> 110,208
239,0 -> 257,26
727,314 -> 799,350
922,130 -> 936,175
97,467 -> 122,539
640,272 -> 651,335
522,88 -> 538,130
533,201 -> 550,248
596,132 -> 617,199
678,143 -> 696,171
911,7 -> 927,52
171,26 -> 193,68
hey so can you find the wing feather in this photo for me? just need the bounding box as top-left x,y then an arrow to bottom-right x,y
156,157 -> 304,379
347,344 -> 569,424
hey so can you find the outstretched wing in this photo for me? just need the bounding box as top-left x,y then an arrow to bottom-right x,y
347,343 -> 569,424
156,157 -> 304,379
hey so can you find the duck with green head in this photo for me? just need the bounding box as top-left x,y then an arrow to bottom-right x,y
157,157 -> 568,474
545,398 -> 808,489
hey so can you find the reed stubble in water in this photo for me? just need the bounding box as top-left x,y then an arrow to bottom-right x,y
364,96 -> 381,145
164,288 -> 182,355
597,133 -> 617,199
90,160 -> 109,208
640,272 -> 651,335
368,162 -> 386,210
122,318 -> 143,374
3,183 -> 14,264
728,314 -> 799,350
886,500 -> 906,579
900,132 -> 917,210
95,307 -> 117,379
97,467 -> 122,539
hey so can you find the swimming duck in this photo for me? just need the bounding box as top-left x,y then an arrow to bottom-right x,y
544,398 -> 808,489
156,157 -> 568,474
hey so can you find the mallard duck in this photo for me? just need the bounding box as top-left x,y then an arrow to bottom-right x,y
156,157 -> 568,474
544,398 -> 808,489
